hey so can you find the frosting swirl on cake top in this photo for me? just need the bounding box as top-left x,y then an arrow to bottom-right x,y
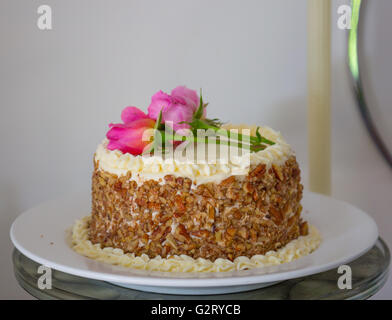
95,125 -> 294,185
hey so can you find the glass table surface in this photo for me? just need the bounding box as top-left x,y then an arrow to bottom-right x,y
13,238 -> 390,300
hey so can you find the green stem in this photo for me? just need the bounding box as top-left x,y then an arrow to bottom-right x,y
192,120 -> 275,146
161,132 -> 265,152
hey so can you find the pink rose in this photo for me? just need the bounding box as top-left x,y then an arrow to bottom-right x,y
147,86 -> 201,131
105,86 -> 205,155
106,117 -> 155,155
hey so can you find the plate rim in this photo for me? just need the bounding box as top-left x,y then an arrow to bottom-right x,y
10,191 -> 379,288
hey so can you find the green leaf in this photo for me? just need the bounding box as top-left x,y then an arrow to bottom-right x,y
154,109 -> 164,130
255,126 -> 262,143
204,118 -> 223,128
193,90 -> 204,120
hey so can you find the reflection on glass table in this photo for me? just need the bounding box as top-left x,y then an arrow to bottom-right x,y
13,238 -> 389,300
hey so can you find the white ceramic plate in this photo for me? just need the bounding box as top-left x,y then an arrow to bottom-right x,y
10,191 -> 378,295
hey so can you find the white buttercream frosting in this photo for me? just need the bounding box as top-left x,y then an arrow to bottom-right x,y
95,125 -> 294,185
72,216 -> 321,273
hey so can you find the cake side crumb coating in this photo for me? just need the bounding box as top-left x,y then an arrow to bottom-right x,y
89,156 -> 307,261
73,216 -> 320,272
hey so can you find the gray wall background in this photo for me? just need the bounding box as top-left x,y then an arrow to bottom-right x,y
1,0 -> 391,299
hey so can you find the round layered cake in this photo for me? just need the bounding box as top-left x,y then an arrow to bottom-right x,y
89,125 -> 308,262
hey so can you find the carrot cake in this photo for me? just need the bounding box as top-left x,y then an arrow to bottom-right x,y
72,86 -> 320,271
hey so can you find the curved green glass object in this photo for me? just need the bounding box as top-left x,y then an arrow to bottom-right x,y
348,0 -> 392,168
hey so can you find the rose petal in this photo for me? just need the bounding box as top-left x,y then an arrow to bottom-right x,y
171,86 -> 199,110
106,119 -> 155,155
163,103 -> 194,131
147,90 -> 172,120
107,140 -> 124,151
106,125 -> 127,140
121,106 -> 148,123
